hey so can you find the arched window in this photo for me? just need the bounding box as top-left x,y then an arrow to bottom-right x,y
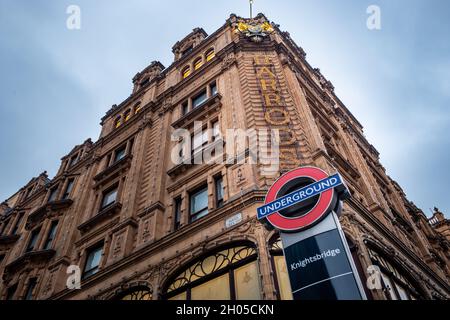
164,244 -> 261,300
269,236 -> 292,300
124,109 -> 132,122
193,57 -> 204,70
367,245 -> 423,300
117,287 -> 152,300
134,102 -> 142,114
114,116 -> 122,129
182,66 -> 191,79
205,48 -> 215,62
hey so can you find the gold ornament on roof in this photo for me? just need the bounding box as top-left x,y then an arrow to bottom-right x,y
234,20 -> 274,43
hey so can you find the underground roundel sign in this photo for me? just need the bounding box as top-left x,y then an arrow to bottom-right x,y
257,167 -> 350,232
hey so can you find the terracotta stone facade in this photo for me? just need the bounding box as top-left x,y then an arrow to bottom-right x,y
0,14 -> 449,300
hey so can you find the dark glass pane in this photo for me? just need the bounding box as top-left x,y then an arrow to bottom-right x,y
114,146 -> 127,163
26,228 -> 41,252
190,186 -> 208,222
48,187 -> 58,203
192,91 -> 207,109
62,179 -> 74,200
84,245 -> 103,279
44,221 -> 58,250
24,278 -> 37,300
102,188 -> 118,209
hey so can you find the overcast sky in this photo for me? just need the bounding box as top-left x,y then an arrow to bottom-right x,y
0,0 -> 449,217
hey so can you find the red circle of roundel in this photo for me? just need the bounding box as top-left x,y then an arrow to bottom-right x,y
265,167 -> 335,232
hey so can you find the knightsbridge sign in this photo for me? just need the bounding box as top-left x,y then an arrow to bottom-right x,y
257,167 -> 367,300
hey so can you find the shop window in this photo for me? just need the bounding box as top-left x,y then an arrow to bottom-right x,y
269,237 -> 292,300
164,244 -> 260,300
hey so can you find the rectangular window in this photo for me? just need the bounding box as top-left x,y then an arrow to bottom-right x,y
192,90 -> 208,109
182,101 -> 189,116
11,212 -> 24,235
68,154 -> 79,167
24,278 -> 37,300
182,46 -> 193,57
212,121 -> 220,141
62,179 -> 74,200
6,284 -> 17,300
43,221 -> 58,250
192,130 -> 209,157
215,176 -> 224,208
83,244 -> 103,279
174,197 -> 182,231
25,186 -> 34,199
113,146 -> 127,164
48,186 -> 59,203
190,185 -> 209,222
26,228 -> 41,253
0,219 -> 9,235
101,186 -> 118,210
210,82 -> 218,96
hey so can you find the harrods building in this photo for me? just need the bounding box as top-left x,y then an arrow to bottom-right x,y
1,14 -> 449,300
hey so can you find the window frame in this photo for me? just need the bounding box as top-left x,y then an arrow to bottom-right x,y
62,178 -> 75,200
82,243 -> 104,280
100,185 -> 119,211
164,244 -> 259,300
214,175 -> 224,209
24,278 -> 38,300
26,227 -> 42,253
173,197 -> 182,231
43,220 -> 58,250
189,185 -> 209,223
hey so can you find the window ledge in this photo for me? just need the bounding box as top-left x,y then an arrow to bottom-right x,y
26,199 -> 73,231
0,234 -> 20,245
172,93 -> 222,129
167,138 -> 224,178
4,249 -> 56,277
93,155 -> 133,184
78,203 -> 123,234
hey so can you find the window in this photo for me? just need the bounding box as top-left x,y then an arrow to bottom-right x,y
43,221 -> 58,250
182,66 -> 191,79
215,176 -> 224,208
210,82 -> 218,96
26,228 -> 41,253
174,197 -> 182,231
181,101 -> 189,116
83,243 -> 103,279
119,287 -> 152,300
134,103 -> 142,114
182,46 -> 193,57
115,116 -> 122,129
24,278 -> 37,300
206,48 -> 215,62
191,130 -> 208,157
113,146 -> 127,164
192,90 -> 207,109
11,212 -> 24,235
48,186 -> 59,203
6,284 -> 17,300
25,186 -> 34,199
367,246 -> 422,300
140,78 -> 149,87
189,186 -> 208,222
62,179 -> 74,200
101,186 -> 118,210
124,109 -> 132,122
68,154 -> 79,167
0,219 -> 8,235
270,237 -> 292,300
165,244 -> 260,300
212,121 -> 221,141
194,57 -> 203,70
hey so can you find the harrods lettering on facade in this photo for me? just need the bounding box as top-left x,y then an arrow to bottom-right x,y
0,13 -> 449,300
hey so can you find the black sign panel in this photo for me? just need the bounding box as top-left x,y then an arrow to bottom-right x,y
283,228 -> 363,300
